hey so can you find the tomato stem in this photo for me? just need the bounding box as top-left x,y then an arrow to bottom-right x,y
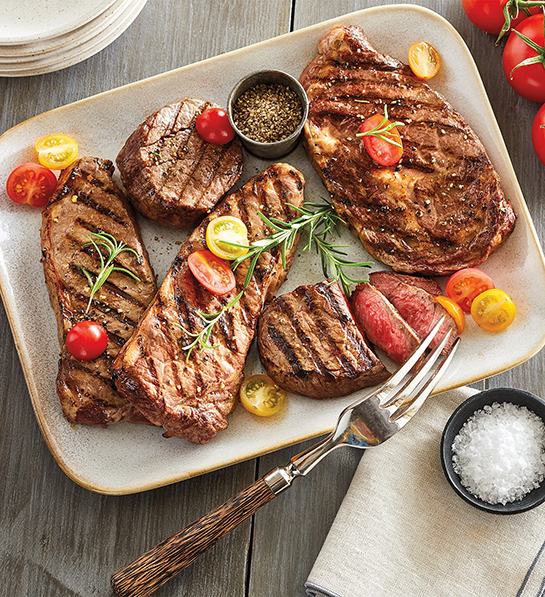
497,0 -> 545,45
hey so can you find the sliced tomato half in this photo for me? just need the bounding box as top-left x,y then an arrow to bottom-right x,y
6,162 -> 57,207
187,249 -> 236,295
446,268 -> 495,314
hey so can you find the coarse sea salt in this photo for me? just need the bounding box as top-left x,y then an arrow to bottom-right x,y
451,402 -> 545,505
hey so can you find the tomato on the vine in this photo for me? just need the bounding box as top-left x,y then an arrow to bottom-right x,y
196,108 -> 236,145
471,289 -> 516,332
66,320 -> 108,361
462,0 -> 541,36
187,249 -> 236,295
503,14 -> 545,103
6,162 -> 57,207
359,113 -> 403,166
532,103 -> 545,165
240,374 -> 286,417
446,268 -> 495,314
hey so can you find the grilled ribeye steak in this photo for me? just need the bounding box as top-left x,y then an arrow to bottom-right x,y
257,281 -> 389,399
300,26 -> 516,275
41,157 -> 157,427
369,271 -> 441,299
116,98 -> 243,229
112,163 -> 305,443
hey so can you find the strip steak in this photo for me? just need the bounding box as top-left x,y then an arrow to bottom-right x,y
112,163 -> 305,443
116,98 -> 243,229
257,281 -> 389,398
369,270 -> 442,299
40,157 -> 157,427
300,25 -> 516,275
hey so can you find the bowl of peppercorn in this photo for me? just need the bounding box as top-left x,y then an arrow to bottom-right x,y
227,69 -> 309,159
441,387 -> 545,514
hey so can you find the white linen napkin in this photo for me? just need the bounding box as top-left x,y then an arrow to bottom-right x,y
305,387 -> 545,597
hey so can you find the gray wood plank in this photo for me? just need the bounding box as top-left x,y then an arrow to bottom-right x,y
0,0 -> 291,596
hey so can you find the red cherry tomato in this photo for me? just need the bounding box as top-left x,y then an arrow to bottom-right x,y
462,0 -> 540,35
196,108 -> 235,145
66,321 -> 108,361
6,162 -> 57,207
187,249 -> 236,295
503,14 -> 545,102
446,268 -> 496,314
532,103 -> 545,165
360,113 -> 403,166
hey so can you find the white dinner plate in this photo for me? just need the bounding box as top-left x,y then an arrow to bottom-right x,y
1,4 -> 544,494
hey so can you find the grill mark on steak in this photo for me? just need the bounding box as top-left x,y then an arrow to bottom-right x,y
265,322 -> 306,377
73,191 -> 130,226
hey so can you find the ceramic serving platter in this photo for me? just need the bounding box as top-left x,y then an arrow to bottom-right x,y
1,4 -> 545,495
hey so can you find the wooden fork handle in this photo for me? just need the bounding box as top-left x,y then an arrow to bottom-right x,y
110,478 -> 275,597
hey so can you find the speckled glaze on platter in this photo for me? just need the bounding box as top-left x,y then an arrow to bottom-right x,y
1,4 -> 544,495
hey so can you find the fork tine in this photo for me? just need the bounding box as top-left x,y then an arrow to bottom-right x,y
389,334 -> 461,423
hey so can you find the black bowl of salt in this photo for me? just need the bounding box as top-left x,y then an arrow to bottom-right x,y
441,388 -> 545,514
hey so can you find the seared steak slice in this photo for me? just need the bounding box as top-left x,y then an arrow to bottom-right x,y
40,157 -> 157,427
116,98 -> 243,229
300,26 -> 516,275
387,283 -> 457,353
112,163 -> 305,443
351,282 -> 420,365
369,271 -> 442,299
257,281 -> 389,399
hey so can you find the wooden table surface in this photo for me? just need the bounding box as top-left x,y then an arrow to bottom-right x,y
2,1 -> 544,595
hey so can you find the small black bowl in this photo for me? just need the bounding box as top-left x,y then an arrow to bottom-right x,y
441,387 -> 545,514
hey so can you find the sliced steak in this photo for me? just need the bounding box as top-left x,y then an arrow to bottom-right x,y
351,282 -> 420,365
257,281 -> 389,399
40,157 -> 157,427
387,283 -> 457,353
369,270 -> 442,299
116,98 -> 243,229
300,25 -> 516,275
112,163 -> 305,443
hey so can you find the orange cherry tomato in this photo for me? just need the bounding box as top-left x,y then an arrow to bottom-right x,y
6,162 -> 57,207
471,289 -> 516,332
240,374 -> 286,416
408,41 -> 441,79
446,268 -> 495,314
187,249 -> 236,295
435,295 -> 465,334
359,113 -> 403,166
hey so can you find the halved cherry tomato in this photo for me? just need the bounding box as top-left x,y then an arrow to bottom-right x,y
408,41 -> 441,79
66,320 -> 108,361
187,249 -> 236,295
35,134 -> 78,170
446,268 -> 495,314
359,113 -> 403,166
240,374 -> 286,417
435,296 -> 466,334
6,162 -> 57,207
206,216 -> 249,260
196,108 -> 235,145
471,288 -> 516,332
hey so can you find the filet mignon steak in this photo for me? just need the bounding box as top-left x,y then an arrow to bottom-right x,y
112,163 -> 305,443
40,157 -> 157,427
257,281 -> 389,399
116,98 -> 243,229
300,25 -> 516,275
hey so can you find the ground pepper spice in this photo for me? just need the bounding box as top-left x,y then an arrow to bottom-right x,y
233,83 -> 303,143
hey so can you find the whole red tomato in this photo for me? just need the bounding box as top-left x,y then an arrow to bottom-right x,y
503,14 -> 545,102
532,103 -> 545,165
66,320 -> 108,361
462,0 -> 541,35
195,108 -> 235,145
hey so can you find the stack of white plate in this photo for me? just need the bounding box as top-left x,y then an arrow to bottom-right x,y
0,0 -> 148,77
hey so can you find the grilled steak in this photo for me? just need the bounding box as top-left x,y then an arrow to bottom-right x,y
369,270 -> 441,299
40,157 -> 157,427
116,98 -> 243,229
351,282 -> 420,365
387,283 -> 457,353
300,26 -> 516,275
257,281 -> 389,399
112,163 -> 305,443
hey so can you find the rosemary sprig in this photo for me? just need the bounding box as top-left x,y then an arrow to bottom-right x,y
79,232 -> 141,314
356,105 -> 405,148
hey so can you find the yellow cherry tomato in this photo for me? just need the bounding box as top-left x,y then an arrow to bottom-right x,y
206,215 -> 249,260
240,374 -> 286,417
408,41 -> 441,79
435,295 -> 465,334
35,134 -> 78,170
471,289 -> 516,332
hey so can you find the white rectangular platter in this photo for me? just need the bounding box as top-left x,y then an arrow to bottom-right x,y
1,4 -> 545,494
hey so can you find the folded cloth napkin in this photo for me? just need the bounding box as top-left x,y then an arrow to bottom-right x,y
306,386 -> 545,597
